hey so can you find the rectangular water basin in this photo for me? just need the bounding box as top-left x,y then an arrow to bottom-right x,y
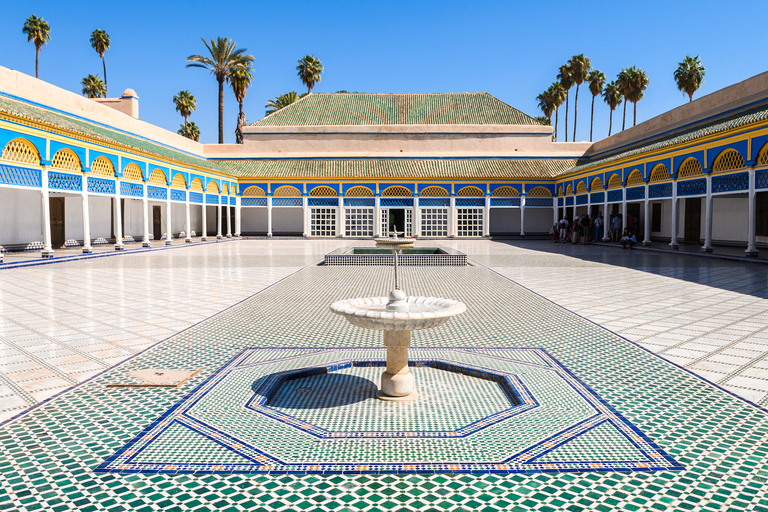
324,246 -> 467,266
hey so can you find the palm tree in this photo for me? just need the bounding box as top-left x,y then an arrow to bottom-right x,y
297,55 -> 324,94
22,15 -> 51,79
557,62 -> 573,142
569,54 -> 591,141
626,67 -> 649,127
81,75 -> 106,98
536,90 -> 554,126
549,82 -> 566,142
90,29 -> 110,95
587,70 -> 606,142
179,121 -> 200,141
674,55 -> 705,102
265,92 -> 299,115
229,63 -> 253,118
173,90 -> 197,137
617,68 -> 632,131
602,81 -> 622,136
186,37 -> 255,143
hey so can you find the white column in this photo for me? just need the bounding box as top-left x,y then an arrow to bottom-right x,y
603,194 -> 610,241
449,196 -> 456,237
553,198 -> 559,226
483,196 -> 490,237
621,190 -> 627,232
216,199 -> 223,239
374,196 -> 381,237
165,189 -> 172,245
586,192 -> 591,219
746,168 -> 757,256
266,196 -> 272,238
643,183 -> 651,246
414,197 -> 421,238
670,180 -> 679,249
82,174 -> 92,253
338,198 -> 344,237
302,196 -> 309,237
141,182 -> 150,247
115,179 -> 124,250
702,174 -> 713,252
226,200 -> 232,238
201,200 -> 208,241
41,168 -> 54,258
185,192 -> 192,243
519,196 -> 526,237
235,197 -> 241,237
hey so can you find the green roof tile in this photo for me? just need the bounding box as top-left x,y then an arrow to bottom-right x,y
252,93 -> 540,126
0,94 -> 225,174
215,158 -> 576,179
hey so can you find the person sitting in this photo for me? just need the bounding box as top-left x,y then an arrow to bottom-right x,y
620,228 -> 636,249
550,224 -> 559,242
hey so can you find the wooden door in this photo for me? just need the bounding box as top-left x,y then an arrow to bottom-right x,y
756,192 -> 768,237
153,206 -> 162,241
49,197 -> 65,248
684,197 -> 701,244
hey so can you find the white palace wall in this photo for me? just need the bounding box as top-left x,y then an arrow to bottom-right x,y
0,188 -> 43,245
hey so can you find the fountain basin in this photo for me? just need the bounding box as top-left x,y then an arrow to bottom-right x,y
330,296 -> 466,331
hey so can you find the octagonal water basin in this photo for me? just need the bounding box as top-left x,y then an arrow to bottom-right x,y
245,360 -> 537,439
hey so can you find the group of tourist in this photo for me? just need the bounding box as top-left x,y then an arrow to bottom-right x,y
550,212 -> 637,249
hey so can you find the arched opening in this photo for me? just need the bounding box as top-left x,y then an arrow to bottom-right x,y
527,186 -> 552,198
607,175 -> 622,189
122,163 -> 143,182
381,186 -> 411,197
90,157 -> 115,177
345,186 -> 374,197
171,174 -> 187,189
243,186 -> 266,196
457,186 -> 484,197
51,149 -> 81,171
190,178 -> 204,192
678,158 -> 703,178
420,186 -> 449,197
149,169 -> 167,185
626,169 -> 644,186
576,181 -> 587,194
492,186 -> 519,197
712,148 -> 745,173
649,164 -> 670,182
309,186 -> 337,197
2,138 -> 40,165
274,185 -> 302,196
590,177 -> 602,191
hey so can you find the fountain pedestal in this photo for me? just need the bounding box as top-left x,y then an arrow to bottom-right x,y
379,330 -> 416,400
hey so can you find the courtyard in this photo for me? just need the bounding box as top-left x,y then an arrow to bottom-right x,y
1,239 -> 767,511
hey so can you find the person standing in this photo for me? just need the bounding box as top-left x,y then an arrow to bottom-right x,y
610,214 -> 621,242
594,212 -> 603,242
559,216 -> 569,243
580,214 -> 592,245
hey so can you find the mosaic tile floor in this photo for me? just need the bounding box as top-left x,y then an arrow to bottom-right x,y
0,240 -> 767,511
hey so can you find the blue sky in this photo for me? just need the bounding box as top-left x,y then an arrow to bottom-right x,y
2,0 -> 767,144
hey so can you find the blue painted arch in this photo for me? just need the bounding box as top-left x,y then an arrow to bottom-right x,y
342,183 -> 376,195
0,129 -> 46,161
49,141 -> 86,169
673,151 -> 705,177
707,140 -> 748,169
307,183 -> 340,195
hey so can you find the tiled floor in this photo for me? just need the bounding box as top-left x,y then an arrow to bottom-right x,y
1,239 -> 767,511
443,240 -> 768,406
0,239 -> 345,423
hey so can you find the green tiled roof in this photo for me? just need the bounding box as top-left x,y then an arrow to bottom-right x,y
252,93 -> 540,126
215,158 -> 576,179
0,94 -> 225,173
569,102 -> 768,174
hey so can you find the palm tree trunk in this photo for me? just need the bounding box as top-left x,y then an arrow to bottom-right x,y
608,109 -> 613,137
35,47 -> 39,78
589,95 -> 595,142
622,101 -> 627,131
555,110 -> 559,142
218,78 -> 224,144
573,84 -> 579,142
102,56 -> 107,96
239,101 -> 243,116
184,116 -> 188,137
564,91 -> 569,142
633,102 -> 637,127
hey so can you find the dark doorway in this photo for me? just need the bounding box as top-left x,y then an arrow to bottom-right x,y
627,203 -> 641,236
651,203 -> 662,233
387,209 -> 405,234
757,192 -> 768,237
591,204 -> 600,219
229,208 -> 236,235
153,206 -> 162,241
684,197 -> 701,244
49,197 -> 65,248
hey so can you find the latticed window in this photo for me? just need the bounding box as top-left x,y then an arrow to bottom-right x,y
590,178 -> 602,191
310,208 -> 336,236
565,184 -> 573,195
678,158 -> 703,178
2,139 -> 39,165
381,186 -> 411,197
712,149 -> 745,173
221,183 -> 229,195
457,186 -> 484,197
557,186 -> 563,196
90,157 -> 115,177
122,163 -> 143,182
344,208 -> 374,237
626,170 -> 644,186
528,186 -> 552,197
190,178 -> 204,192
576,182 -> 587,194
208,182 -> 219,194
51,149 -> 80,170
420,186 -> 449,197
274,185 -> 301,196
457,208 -> 483,237
243,186 -> 266,196
149,169 -> 167,184
757,144 -> 768,167
420,208 -> 448,237
492,186 -> 519,197
649,164 -> 670,182
309,186 -> 337,197
172,174 -> 187,189
607,175 -> 622,189
345,186 -> 373,197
